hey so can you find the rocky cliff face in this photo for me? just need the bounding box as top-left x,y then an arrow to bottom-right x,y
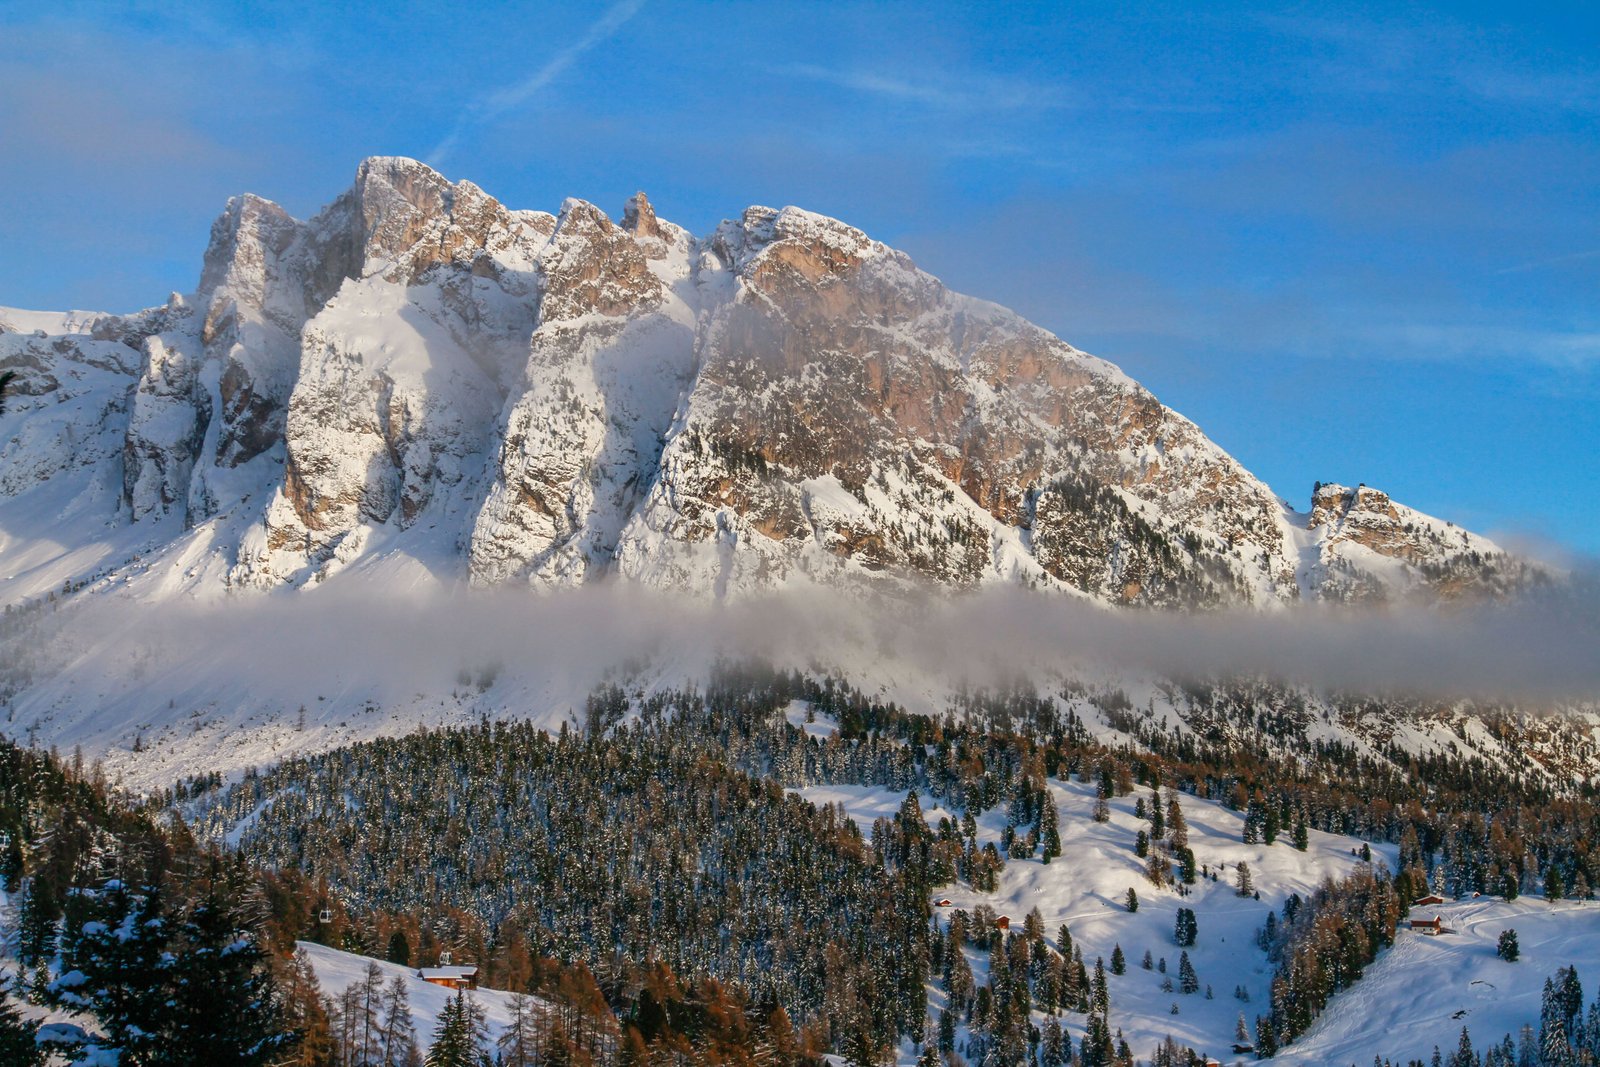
1302,483 -> 1539,602
0,157 -> 1541,607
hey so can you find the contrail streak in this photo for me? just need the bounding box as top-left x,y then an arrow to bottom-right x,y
427,0 -> 647,166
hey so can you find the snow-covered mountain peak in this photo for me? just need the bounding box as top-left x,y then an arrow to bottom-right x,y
0,159 -> 1547,609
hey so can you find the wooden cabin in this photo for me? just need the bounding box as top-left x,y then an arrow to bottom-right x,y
1412,894 -> 1446,907
933,898 -> 953,908
1409,916 -> 1443,935
995,915 -> 1011,931
418,965 -> 479,990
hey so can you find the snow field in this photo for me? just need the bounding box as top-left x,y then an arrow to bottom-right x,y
1280,897 -> 1600,1066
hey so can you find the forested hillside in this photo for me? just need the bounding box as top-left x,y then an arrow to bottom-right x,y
178,666 -> 1600,1066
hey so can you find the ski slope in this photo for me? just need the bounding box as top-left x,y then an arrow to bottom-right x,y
1279,897 -> 1600,1066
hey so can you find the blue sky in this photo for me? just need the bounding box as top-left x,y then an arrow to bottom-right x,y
2,1 -> 1596,554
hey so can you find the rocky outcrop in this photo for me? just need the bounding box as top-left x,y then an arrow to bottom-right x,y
1304,482 -> 1539,602
466,195 -> 696,586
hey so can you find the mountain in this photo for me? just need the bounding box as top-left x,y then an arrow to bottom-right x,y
0,157 -> 1542,611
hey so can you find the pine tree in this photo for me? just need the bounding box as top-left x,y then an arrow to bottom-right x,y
1110,944 -> 1125,975
277,948 -> 334,1067
425,990 -> 478,1067
1040,801 -> 1062,861
16,881 -> 58,970
1174,907 -> 1197,947
1256,1016 -> 1278,1057
1236,861 -> 1254,897
53,881 -> 171,1064
340,963 -> 387,1066
1125,887 -> 1139,912
1541,1017 -> 1569,1067
386,930 -> 412,967
0,974 -> 41,1067
0,835 -> 22,895
1041,1018 -> 1065,1067
1178,951 -> 1198,995
1293,818 -> 1310,852
161,874 -> 290,1066
1497,929 -> 1520,961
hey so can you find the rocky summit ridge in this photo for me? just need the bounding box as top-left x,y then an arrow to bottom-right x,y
0,157 -> 1544,609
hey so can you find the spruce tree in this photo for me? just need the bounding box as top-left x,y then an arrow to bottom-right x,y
161,877 -> 290,1066
1178,951 -> 1199,995
1497,929 -> 1520,961
386,930 -> 412,967
0,974 -> 41,1067
54,882 -> 170,1064
1236,861 -> 1254,897
1040,802 -> 1062,861
424,990 -> 477,1067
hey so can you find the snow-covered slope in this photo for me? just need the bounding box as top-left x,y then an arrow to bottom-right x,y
1278,898 -> 1600,1066
298,940 -> 541,1056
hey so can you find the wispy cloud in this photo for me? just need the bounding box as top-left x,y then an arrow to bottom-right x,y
773,62 -> 1065,111
427,0 -> 646,166
1254,12 -> 1600,114
1496,248 -> 1600,275
1354,323 -> 1600,369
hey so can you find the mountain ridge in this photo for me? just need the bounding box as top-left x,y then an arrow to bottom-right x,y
0,155 -> 1540,612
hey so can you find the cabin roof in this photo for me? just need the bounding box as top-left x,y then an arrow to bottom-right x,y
419,966 -> 479,979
